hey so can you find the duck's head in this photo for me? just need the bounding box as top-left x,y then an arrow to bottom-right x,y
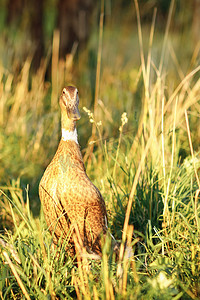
59,86 -> 81,121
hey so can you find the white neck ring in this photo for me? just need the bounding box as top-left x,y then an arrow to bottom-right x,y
62,128 -> 78,144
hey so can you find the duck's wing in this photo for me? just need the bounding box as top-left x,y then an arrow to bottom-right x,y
56,174 -> 107,253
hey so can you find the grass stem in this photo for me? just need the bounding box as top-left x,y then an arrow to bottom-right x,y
185,109 -> 200,189
3,251 -> 31,300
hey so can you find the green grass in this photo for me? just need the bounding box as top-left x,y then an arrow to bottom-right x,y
1,1 -> 200,299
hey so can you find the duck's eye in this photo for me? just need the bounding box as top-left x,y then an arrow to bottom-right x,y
62,88 -> 67,95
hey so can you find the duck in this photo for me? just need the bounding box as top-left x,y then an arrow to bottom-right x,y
39,86 -> 108,256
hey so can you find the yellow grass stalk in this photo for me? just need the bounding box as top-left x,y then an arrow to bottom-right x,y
3,251 -> 31,300
169,100 -> 178,150
162,97 -> 178,228
93,285 -> 99,300
164,65 -> 200,116
71,268 -> 82,300
104,256 -> 115,300
93,0 -> 104,124
134,0 -> 148,136
51,30 -> 60,109
0,80 -> 5,126
185,288 -> 196,300
147,8 -> 157,139
167,97 -> 178,229
103,250 -> 110,300
168,41 -> 188,82
191,244 -> 195,276
122,225 -> 134,296
159,0 -> 174,74
146,8 -> 157,99
194,189 -> 200,233
0,238 -> 21,264
185,110 -> 200,189
131,259 -> 139,284
113,112 -> 128,180
72,224 -> 91,299
0,290 -> 3,300
85,0 -> 104,163
7,58 -> 31,135
131,1 -> 157,157
134,0 -> 146,81
161,97 -> 166,189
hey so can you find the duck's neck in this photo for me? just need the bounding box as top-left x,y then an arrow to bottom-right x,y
61,113 -> 78,144
62,128 -> 78,143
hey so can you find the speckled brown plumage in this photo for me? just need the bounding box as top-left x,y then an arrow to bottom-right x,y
39,86 -> 107,256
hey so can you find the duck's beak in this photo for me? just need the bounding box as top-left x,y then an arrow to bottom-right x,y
67,106 -> 81,121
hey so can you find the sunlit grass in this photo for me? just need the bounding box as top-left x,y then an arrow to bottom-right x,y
0,1 -> 200,299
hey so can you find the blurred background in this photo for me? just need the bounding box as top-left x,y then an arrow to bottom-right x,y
0,0 -> 199,71
0,0 -> 200,215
